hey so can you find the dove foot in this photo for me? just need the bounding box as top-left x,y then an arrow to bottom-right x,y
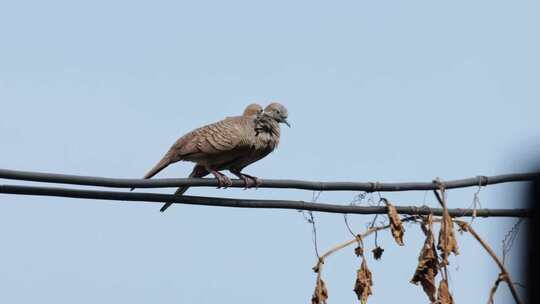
240,175 -> 256,189
242,174 -> 262,189
210,170 -> 232,188
231,171 -> 261,189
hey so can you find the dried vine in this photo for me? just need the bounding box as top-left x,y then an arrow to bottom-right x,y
0,168 -> 532,302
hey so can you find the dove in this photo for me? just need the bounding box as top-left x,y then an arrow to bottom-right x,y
156,104 -> 263,212
134,103 -> 255,210
233,103 -> 263,118
225,102 -> 289,187
138,102 -> 289,212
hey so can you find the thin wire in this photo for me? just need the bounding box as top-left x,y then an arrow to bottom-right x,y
309,211 -> 319,258
343,193 -> 367,238
299,191 -> 323,258
502,219 -> 524,264
467,179 -> 484,223
422,190 -> 429,207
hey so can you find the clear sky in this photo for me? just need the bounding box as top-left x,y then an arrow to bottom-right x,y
1,0 -> 539,303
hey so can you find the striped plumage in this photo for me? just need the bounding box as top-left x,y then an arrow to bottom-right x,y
137,102 -> 289,212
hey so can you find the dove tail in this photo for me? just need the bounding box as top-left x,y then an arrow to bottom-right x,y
160,186 -> 189,212
143,156 -> 172,180
130,154 -> 176,191
160,165 -> 209,212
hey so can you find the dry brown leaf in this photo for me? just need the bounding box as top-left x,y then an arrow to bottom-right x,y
354,258 -> 373,303
355,245 -> 364,257
372,246 -> 384,260
411,215 -> 438,303
387,203 -> 405,246
437,279 -> 454,304
438,209 -> 459,266
311,276 -> 328,304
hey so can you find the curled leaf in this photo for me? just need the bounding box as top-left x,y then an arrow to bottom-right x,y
355,245 -> 364,257
411,215 -> 438,303
386,202 -> 405,246
372,246 -> 384,260
354,258 -> 373,303
437,279 -> 454,304
438,208 -> 459,266
312,276 -> 328,304
312,258 -> 324,274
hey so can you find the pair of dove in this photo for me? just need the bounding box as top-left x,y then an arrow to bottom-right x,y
135,102 -> 290,212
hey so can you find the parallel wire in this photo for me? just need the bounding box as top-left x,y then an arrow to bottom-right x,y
0,184 -> 531,217
0,168 -> 538,192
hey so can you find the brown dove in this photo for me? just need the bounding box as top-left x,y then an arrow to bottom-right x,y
155,103 -> 263,212
226,102 -> 290,185
139,102 -> 289,212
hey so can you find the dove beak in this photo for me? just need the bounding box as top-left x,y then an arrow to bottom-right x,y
283,118 -> 291,128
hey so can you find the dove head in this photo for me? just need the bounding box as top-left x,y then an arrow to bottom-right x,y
264,102 -> 290,127
243,103 -> 263,117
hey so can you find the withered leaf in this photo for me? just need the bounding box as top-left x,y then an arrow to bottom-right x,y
372,246 -> 384,260
354,258 -> 373,303
438,208 -> 459,266
437,279 -> 454,304
411,216 -> 438,303
312,258 -> 324,274
355,245 -> 364,257
311,277 -> 328,304
387,203 -> 405,246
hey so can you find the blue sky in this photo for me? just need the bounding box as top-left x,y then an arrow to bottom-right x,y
1,0 -> 539,303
